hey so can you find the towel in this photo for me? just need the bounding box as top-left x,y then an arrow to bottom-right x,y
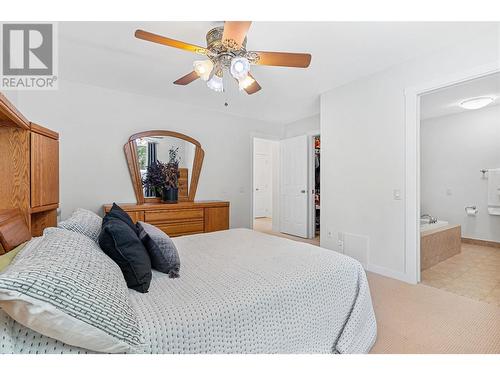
487,168 -> 500,215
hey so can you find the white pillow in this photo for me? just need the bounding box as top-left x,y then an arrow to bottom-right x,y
0,228 -> 143,353
58,208 -> 102,242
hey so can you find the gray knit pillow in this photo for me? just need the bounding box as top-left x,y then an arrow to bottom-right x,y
0,228 -> 143,353
58,208 -> 102,242
136,221 -> 180,278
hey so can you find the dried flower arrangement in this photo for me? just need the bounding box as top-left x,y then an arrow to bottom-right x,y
142,147 -> 181,202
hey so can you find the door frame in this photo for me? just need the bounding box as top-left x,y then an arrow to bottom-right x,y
308,131 -> 321,240
404,62 -> 499,284
250,133 -> 281,231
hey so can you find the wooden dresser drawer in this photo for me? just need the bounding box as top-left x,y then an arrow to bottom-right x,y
103,202 -> 229,238
156,221 -> 204,237
145,208 -> 204,223
126,210 -> 144,223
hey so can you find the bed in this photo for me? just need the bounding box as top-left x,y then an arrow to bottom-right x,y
0,224 -> 376,354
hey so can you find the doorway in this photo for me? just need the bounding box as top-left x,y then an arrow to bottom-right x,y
418,72 -> 500,306
404,62 -> 499,285
313,135 -> 321,240
253,138 -> 279,233
252,134 -> 320,246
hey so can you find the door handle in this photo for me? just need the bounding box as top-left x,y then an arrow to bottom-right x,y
300,190 -> 306,193
255,188 -> 259,191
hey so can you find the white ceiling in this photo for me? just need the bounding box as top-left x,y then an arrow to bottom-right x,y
57,22 -> 498,124
421,72 -> 500,120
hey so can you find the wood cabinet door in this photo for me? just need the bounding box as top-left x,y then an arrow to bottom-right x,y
31,133 -> 59,208
204,206 -> 229,233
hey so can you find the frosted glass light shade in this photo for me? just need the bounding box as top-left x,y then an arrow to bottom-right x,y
238,75 -> 255,90
230,57 -> 250,80
207,75 -> 223,92
193,60 -> 214,81
459,96 -> 494,110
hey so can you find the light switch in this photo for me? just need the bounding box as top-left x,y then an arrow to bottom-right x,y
393,189 -> 401,200
446,188 -> 452,196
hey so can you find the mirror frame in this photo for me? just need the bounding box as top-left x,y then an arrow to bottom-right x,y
124,130 -> 205,204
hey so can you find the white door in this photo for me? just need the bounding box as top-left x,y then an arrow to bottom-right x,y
280,135 -> 309,238
254,153 -> 272,218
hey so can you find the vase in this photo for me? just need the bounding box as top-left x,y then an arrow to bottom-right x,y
162,187 -> 178,204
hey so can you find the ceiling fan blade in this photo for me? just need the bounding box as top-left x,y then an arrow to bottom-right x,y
250,51 -> 311,68
173,71 -> 200,85
222,21 -> 252,49
135,29 -> 208,55
243,73 -> 261,95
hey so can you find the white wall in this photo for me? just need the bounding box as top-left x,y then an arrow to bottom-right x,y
421,105 -> 500,242
7,79 -> 282,228
284,114 -> 320,138
320,32 -> 499,282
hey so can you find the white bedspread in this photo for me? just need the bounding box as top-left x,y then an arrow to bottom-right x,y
1,229 -> 377,354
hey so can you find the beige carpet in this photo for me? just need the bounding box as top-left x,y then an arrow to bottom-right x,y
368,272 -> 500,353
252,223 -> 500,353
253,217 -> 320,246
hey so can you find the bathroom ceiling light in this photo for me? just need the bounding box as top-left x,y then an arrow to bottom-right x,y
459,96 -> 495,110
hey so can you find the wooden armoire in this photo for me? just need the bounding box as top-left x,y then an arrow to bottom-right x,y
0,93 -> 59,244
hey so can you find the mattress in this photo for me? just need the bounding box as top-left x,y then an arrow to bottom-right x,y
0,228 -> 377,354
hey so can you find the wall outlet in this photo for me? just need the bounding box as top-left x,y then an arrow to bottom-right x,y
446,188 -> 452,196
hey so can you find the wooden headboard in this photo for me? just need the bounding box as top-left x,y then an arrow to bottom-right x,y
0,209 -> 32,254
0,92 -> 60,238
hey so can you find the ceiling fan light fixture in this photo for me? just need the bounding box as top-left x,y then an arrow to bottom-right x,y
207,75 -> 224,92
238,75 -> 255,91
193,60 -> 214,81
230,57 -> 250,79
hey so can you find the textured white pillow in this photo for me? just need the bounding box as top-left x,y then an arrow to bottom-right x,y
0,228 -> 143,353
58,208 -> 102,242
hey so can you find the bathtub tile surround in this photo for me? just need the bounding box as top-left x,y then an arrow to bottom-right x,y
421,224 -> 461,271
422,243 -> 500,306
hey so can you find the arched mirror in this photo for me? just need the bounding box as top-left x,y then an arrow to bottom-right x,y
124,130 -> 204,204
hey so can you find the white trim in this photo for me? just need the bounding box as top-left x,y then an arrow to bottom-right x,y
250,133 -> 281,230
366,263 -> 412,284
404,62 -> 500,284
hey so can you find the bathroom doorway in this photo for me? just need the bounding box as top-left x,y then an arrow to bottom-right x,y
418,72 -> 500,306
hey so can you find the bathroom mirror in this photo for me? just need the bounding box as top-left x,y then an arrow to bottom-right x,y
124,130 -> 204,204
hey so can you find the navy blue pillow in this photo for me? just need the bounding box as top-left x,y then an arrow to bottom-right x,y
98,217 -> 152,293
103,203 -> 137,233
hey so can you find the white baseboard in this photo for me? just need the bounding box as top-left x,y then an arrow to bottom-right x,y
365,263 -> 416,284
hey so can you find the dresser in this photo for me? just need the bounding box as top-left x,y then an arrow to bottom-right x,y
103,201 -> 229,237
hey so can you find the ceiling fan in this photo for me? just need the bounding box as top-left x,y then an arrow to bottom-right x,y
135,21 -> 312,95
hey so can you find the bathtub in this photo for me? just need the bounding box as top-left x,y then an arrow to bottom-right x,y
420,220 -> 449,232
420,220 -> 461,270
